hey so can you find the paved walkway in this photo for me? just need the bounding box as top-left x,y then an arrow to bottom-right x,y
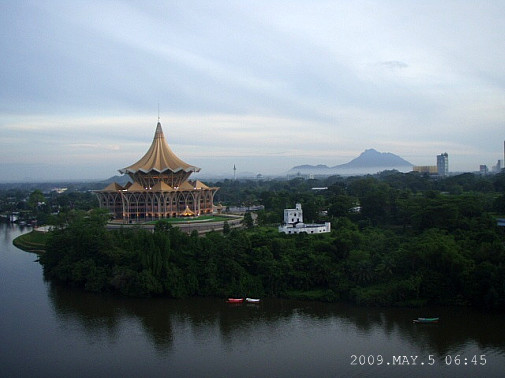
106,215 -> 244,234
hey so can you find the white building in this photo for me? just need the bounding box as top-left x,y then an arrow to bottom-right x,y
278,203 -> 331,235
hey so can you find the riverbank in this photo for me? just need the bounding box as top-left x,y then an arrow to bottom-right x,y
12,230 -> 48,254
13,214 -> 244,254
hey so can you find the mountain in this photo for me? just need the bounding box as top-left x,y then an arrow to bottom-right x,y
335,149 -> 412,169
99,175 -> 132,186
289,149 -> 413,175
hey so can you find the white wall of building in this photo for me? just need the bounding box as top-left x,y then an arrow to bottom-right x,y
279,203 -> 331,235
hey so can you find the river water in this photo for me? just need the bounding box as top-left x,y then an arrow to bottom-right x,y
1,223 -> 505,377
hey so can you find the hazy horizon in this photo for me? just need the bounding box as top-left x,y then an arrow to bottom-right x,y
1,1 -> 504,182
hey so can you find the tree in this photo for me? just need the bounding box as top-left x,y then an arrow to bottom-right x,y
28,189 -> 45,210
222,220 -> 231,235
154,219 -> 172,233
242,212 -> 254,229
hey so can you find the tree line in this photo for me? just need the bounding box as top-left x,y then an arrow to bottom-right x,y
39,171 -> 505,308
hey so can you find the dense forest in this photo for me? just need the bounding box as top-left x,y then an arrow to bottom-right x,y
33,171 -> 505,308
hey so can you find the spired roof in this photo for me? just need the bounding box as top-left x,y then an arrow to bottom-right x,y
178,181 -> 195,190
190,180 -> 210,189
119,122 -> 200,175
181,205 -> 195,216
102,182 -> 124,192
127,182 -> 146,191
151,181 -> 173,191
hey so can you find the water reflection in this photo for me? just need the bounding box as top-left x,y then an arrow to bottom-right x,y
47,282 -> 505,359
1,223 -> 20,246
4,224 -> 505,377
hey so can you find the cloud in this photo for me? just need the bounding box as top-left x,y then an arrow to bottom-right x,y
378,61 -> 409,70
0,1 -> 504,180
68,143 -> 120,151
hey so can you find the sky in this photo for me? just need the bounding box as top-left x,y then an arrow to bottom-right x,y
1,0 -> 504,182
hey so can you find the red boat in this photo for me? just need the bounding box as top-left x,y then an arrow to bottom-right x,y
226,298 -> 244,303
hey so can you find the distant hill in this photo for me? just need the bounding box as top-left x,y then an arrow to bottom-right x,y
99,175 -> 132,186
289,149 -> 413,175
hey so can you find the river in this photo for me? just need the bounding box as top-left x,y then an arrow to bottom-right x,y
1,223 -> 504,377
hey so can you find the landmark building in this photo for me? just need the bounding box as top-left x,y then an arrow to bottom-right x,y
278,203 -> 331,234
95,121 -> 218,222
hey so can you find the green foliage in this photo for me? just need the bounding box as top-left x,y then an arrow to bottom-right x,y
154,219 -> 172,233
222,220 -> 231,235
36,172 -> 505,309
13,230 -> 49,253
242,212 -> 254,229
27,190 -> 45,210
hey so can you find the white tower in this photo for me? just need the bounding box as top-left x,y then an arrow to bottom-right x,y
283,203 -> 303,225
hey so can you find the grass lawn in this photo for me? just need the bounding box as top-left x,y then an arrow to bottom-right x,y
144,215 -> 235,224
13,230 -> 49,253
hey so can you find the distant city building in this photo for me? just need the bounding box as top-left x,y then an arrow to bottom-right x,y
412,166 -> 438,174
413,153 -> 449,176
479,165 -> 489,175
95,121 -> 218,222
278,203 -> 331,234
437,153 -> 449,176
492,141 -> 505,173
492,160 -> 503,173
226,205 -> 264,213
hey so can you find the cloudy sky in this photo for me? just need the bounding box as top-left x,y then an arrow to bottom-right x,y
1,0 -> 504,181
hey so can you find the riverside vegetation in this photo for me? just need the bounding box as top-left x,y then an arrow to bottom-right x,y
14,171 -> 505,308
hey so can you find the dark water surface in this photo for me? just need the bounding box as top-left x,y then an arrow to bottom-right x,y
1,223 -> 504,377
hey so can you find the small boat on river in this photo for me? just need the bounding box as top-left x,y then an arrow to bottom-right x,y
245,298 -> 260,303
413,317 -> 439,324
226,298 -> 244,303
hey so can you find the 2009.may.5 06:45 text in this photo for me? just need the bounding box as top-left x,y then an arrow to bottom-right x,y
350,354 -> 486,366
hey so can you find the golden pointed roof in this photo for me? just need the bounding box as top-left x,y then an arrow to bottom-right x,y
177,181 -> 195,191
127,182 -> 146,191
119,122 -> 200,175
181,205 -> 195,216
102,182 -> 124,192
188,180 -> 210,189
151,181 -> 173,191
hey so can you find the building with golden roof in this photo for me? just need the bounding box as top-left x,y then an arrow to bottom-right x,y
95,121 -> 218,222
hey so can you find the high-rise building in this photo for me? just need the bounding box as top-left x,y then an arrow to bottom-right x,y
437,152 -> 449,176
492,160 -> 502,173
95,121 -> 218,222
